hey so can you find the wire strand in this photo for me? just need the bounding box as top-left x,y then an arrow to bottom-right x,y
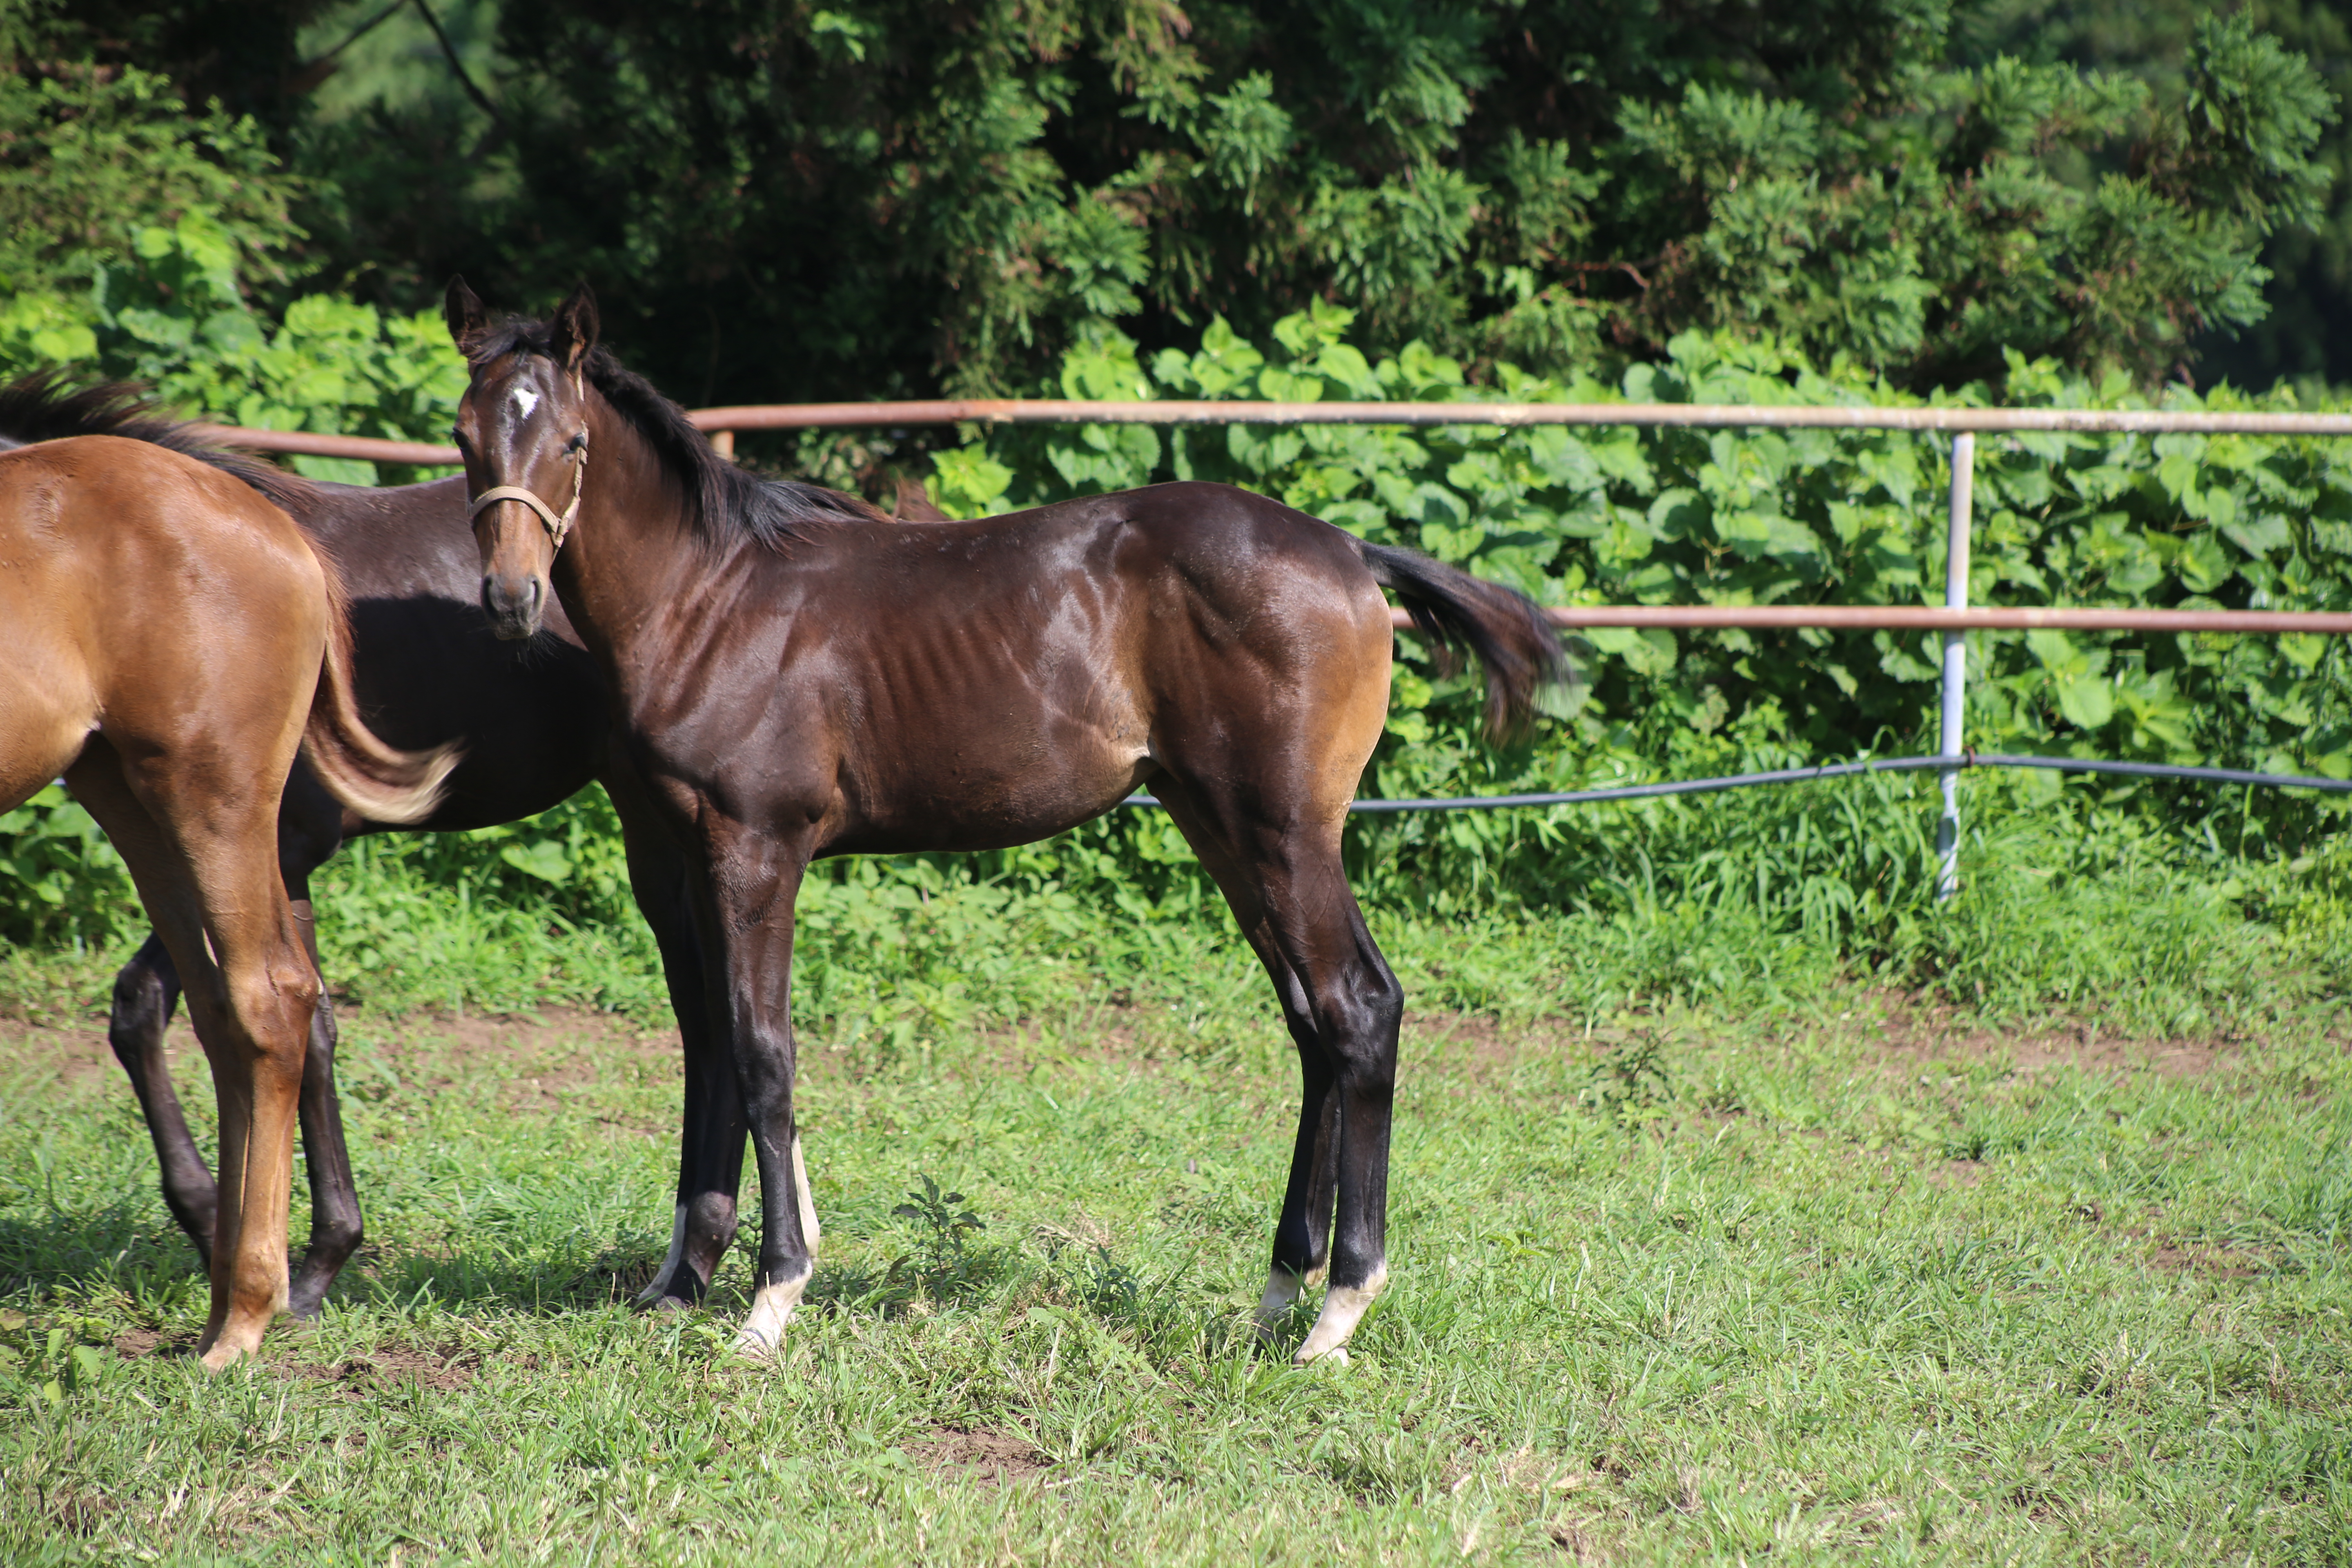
1118,753 -> 2352,813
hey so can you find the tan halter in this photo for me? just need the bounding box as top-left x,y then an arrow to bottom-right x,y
468,428 -> 589,550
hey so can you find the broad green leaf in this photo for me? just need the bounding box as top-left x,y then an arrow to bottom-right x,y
2220,513 -> 2292,557
2052,672 -> 2116,730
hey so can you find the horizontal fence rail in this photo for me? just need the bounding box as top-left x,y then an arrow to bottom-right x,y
197,398 -> 2352,469
188,396 -> 2352,897
688,400 -> 2352,436
188,424 -> 466,466
1122,753 -> 2352,814
1395,606 -> 2352,633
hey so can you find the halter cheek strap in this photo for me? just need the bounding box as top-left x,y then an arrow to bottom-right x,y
468,431 -> 589,550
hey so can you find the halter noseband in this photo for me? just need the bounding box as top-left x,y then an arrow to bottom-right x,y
468,428 -> 589,551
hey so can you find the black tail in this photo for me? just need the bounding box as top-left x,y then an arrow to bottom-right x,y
1359,542 -> 1567,739
0,370 -> 318,511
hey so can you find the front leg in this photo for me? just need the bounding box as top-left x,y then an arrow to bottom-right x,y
687,822 -> 818,1356
609,771 -> 749,1309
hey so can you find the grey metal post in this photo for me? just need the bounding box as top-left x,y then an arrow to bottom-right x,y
1938,432 -> 1976,901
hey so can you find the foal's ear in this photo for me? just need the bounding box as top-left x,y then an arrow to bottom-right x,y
444,275 -> 490,356
551,283 -> 600,374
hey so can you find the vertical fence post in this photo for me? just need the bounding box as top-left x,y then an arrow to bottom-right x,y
710,429 -> 736,460
1937,431 -> 1976,902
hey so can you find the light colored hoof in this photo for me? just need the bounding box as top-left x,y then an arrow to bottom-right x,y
730,1329 -> 780,1360
1295,1344 -> 1350,1368
198,1344 -> 248,1372
729,1274 -> 808,1360
1292,1272 -> 1385,1365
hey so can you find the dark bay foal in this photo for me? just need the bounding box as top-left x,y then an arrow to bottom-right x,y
446,283 -> 1562,1363
0,376 -> 744,1318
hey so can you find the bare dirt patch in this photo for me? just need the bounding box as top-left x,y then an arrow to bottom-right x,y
282,1345 -> 480,1394
352,1006 -> 678,1102
904,1428 -> 1052,1486
111,1326 -> 179,1360
0,1002 -> 684,1127
2148,1240 -> 2270,1279
1862,992 -> 2230,1081
1838,992 -> 2246,1079
1927,1160 -> 1987,1190
0,1016 -> 121,1094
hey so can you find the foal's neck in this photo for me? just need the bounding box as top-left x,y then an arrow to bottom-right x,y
550,399 -> 719,688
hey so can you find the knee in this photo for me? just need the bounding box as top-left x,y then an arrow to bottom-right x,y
227,962 -> 321,1070
686,1189 -> 739,1248
302,1001 -> 340,1075
313,1193 -> 364,1255
1321,969 -> 1401,1087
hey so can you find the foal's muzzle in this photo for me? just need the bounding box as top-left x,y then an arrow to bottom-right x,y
480,571 -> 545,641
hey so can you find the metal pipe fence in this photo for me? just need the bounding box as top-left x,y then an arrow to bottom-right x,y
1124,753 -> 2352,813
199,398 -> 2352,895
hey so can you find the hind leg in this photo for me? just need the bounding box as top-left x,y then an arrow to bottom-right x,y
1157,786 -> 1401,1364
107,892 -> 359,1316
107,934 -> 222,1258
285,889 -> 363,1319
70,745 -> 318,1367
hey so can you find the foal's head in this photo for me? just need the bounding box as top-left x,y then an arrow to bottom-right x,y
446,276 -> 598,640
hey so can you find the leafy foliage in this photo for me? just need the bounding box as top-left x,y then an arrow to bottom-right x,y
0,47 -> 467,480
440,2 -> 2336,399
0,61 -> 302,296
0,787 -> 134,949
0,207 -> 466,484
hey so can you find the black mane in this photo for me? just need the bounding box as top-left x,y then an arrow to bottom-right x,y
466,321 -> 886,548
0,370 -> 323,512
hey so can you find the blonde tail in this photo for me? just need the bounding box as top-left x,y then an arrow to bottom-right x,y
298,544 -> 460,824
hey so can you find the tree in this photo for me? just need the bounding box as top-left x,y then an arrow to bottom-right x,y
11,1 -> 2343,409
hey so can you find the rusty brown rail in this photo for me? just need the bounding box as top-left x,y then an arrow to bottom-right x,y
188,423 -> 465,467
1465,605 -> 2352,633
686,399 -> 2352,437
196,396 -> 2352,470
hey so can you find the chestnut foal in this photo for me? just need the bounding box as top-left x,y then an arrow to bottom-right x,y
0,376 -> 742,1320
447,281 -> 1560,1364
0,432 -> 452,1365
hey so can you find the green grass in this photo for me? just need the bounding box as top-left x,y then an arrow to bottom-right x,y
2,848 -> 2350,1563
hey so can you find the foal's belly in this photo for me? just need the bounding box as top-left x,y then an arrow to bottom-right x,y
828,747 -> 1157,860
821,728 -> 1152,857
